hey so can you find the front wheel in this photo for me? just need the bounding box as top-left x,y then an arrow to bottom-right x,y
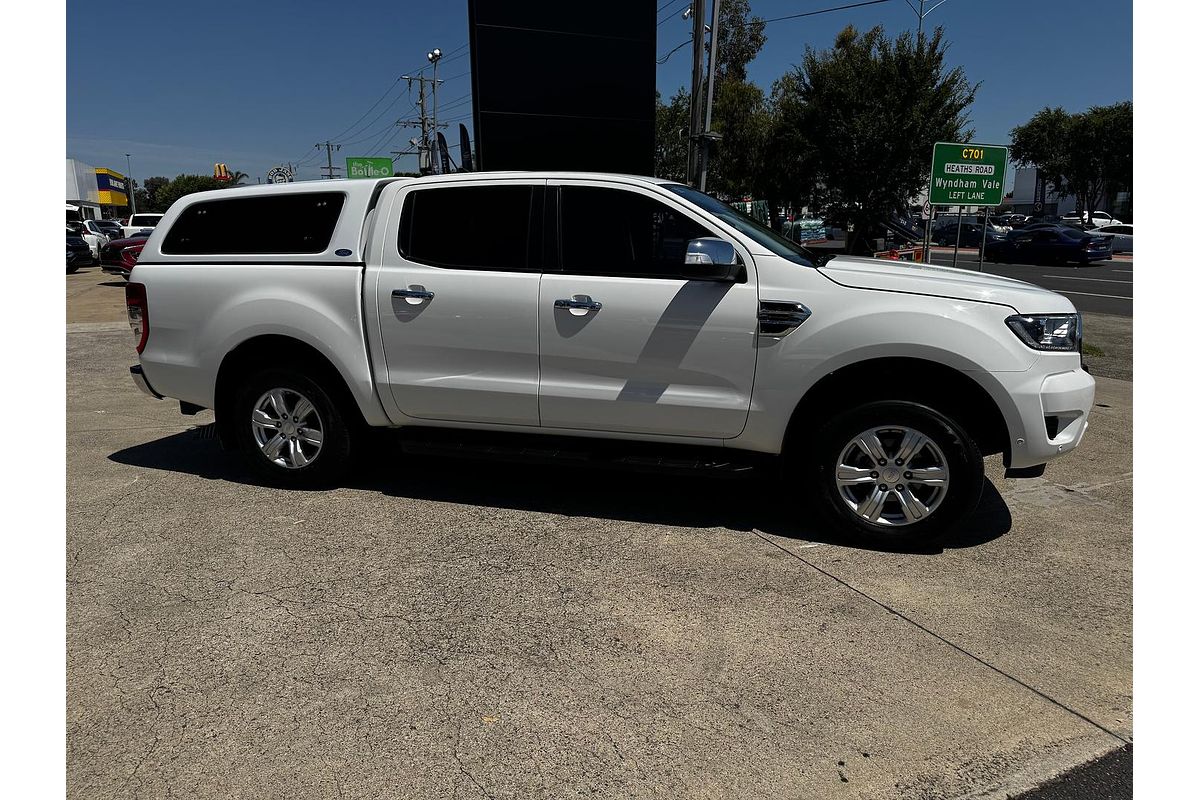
804,401 -> 984,547
232,367 -> 356,487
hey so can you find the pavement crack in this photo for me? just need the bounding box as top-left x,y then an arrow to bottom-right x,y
750,529 -> 1131,746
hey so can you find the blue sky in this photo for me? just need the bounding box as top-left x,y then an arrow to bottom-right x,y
66,0 -> 1131,186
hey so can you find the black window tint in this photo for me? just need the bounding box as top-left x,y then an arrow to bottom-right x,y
162,193 -> 345,254
400,185 -> 533,271
560,186 -> 715,277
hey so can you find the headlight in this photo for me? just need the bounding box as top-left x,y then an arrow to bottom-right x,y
1005,313 -> 1082,352
121,246 -> 141,264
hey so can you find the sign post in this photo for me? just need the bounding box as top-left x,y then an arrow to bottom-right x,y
345,157 -> 394,179
928,142 -> 1008,270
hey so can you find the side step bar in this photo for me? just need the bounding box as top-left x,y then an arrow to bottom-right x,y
398,429 -> 768,477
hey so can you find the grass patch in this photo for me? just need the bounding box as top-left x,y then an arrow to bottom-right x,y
1082,342 -> 1105,357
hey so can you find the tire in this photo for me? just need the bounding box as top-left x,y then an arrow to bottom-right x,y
67,264 -> 79,274
801,401 -> 984,547
232,366 -> 356,487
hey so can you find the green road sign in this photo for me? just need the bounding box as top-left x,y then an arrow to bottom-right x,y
345,157 -> 393,179
928,142 -> 1008,206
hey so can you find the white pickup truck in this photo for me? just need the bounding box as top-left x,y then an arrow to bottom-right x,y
125,174 -> 1094,545
121,212 -> 164,240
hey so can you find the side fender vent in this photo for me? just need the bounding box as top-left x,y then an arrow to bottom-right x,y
758,301 -> 812,337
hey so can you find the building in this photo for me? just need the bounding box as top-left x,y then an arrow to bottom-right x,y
1010,165 -> 1131,220
66,159 -> 129,220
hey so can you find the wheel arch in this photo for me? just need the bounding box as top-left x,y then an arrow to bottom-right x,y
783,356 -> 1011,460
214,334 -> 368,449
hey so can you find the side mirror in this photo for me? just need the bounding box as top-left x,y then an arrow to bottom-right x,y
682,237 -> 741,281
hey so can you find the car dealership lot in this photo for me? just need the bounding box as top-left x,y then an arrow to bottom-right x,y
67,269 -> 1130,799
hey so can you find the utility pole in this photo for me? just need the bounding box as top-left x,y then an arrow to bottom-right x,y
315,141 -> 342,179
698,0 -> 722,192
125,153 -> 136,215
686,0 -> 706,187
399,69 -> 445,175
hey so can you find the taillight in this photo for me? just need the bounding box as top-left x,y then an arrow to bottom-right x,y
125,282 -> 149,354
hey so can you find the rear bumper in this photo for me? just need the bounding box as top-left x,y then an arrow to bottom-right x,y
130,365 -> 163,399
1000,364 -> 1096,469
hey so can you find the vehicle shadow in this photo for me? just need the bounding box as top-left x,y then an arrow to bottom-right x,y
108,425 -> 1011,554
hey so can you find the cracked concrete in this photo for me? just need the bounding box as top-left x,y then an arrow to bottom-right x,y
66,268 -> 1131,799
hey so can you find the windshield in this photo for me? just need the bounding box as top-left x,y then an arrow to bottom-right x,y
1059,227 -> 1088,240
665,184 -> 815,267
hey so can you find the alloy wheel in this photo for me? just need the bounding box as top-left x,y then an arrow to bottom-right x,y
250,388 -> 324,469
834,425 -> 949,527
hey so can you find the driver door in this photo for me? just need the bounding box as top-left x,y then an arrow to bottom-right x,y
537,181 -> 759,439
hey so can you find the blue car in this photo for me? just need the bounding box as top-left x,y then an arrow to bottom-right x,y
988,225 -> 1112,266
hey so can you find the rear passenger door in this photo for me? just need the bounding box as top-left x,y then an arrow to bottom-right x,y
373,180 -> 544,426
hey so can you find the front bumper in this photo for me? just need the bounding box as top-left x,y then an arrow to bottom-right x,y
130,365 -> 163,399
1001,363 -> 1096,469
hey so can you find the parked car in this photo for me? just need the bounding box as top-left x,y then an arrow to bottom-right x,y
931,223 -> 1007,248
66,227 -> 93,273
1062,211 -> 1123,229
99,234 -> 150,278
126,174 -> 1094,547
988,225 -> 1113,265
94,219 -> 125,240
1090,223 -> 1133,253
121,213 -> 164,240
77,219 -> 118,259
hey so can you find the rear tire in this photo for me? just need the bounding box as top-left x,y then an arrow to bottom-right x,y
798,401 -> 984,548
232,367 -> 356,487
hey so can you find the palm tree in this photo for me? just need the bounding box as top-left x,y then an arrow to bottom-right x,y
227,170 -> 249,186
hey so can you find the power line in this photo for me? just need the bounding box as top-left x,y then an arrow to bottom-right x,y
762,0 -> 893,25
657,35 -> 692,64
325,77 -> 403,142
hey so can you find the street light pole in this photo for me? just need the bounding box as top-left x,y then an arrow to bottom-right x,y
698,0 -> 722,192
125,153 -> 136,216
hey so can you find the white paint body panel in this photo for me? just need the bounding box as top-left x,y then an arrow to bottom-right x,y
132,172 -> 1094,471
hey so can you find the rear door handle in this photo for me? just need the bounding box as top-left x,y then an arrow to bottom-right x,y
554,297 -> 602,312
393,288 -> 434,300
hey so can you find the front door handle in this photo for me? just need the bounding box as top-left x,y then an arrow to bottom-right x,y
554,297 -> 602,312
393,288 -> 435,300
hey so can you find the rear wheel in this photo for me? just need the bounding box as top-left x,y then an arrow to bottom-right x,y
232,367 -> 356,487
802,401 -> 984,547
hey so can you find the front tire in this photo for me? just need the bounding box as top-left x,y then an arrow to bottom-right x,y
805,401 -> 984,547
232,367 -> 355,487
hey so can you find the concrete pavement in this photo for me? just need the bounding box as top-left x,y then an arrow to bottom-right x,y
66,271 -> 1132,798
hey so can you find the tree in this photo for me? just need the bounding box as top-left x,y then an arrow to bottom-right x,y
655,89 -> 690,182
770,25 -> 977,253
1011,102 -> 1132,223
136,176 -> 170,212
227,170 -> 249,186
155,174 -> 228,210
715,0 -> 766,83
653,0 -> 769,196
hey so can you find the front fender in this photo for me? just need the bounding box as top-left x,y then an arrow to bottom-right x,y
732,286 -> 1034,453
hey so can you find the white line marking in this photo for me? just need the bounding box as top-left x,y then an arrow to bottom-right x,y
795,543 -> 822,549
1041,275 -> 1134,284
1055,289 -> 1133,300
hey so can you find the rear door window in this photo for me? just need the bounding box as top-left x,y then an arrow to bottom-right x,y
161,193 -> 346,254
398,185 -> 535,271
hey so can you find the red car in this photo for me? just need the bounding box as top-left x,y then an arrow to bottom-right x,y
99,233 -> 149,278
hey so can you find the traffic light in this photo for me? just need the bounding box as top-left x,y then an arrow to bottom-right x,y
214,163 -> 230,181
